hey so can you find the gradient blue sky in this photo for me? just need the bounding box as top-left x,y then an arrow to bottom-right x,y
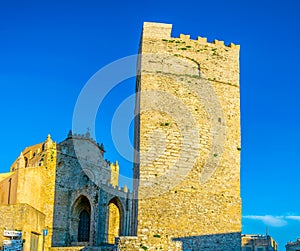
0,1 -> 299,250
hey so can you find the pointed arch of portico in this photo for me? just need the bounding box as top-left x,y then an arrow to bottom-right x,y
107,196 -> 124,244
70,195 -> 92,244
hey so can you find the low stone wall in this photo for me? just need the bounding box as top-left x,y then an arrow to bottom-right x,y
116,236 -> 182,251
117,232 -> 241,251
50,245 -> 116,251
173,232 -> 241,251
50,247 -> 84,251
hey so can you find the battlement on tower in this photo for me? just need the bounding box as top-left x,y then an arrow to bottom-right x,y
142,22 -> 240,49
139,22 -> 240,87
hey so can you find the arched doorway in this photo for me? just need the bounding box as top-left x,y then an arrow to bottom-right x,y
78,210 -> 90,242
107,197 -> 123,244
70,195 -> 91,243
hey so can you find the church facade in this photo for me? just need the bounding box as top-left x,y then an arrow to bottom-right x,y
0,132 -> 132,251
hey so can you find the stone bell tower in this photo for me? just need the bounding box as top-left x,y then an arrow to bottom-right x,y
118,22 -> 241,251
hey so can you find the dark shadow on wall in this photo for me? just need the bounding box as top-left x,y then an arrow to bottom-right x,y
172,232 -> 241,251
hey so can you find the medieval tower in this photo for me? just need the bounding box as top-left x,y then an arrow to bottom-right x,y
118,22 -> 241,250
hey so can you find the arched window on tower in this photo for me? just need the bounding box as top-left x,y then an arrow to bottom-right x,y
24,157 -> 28,168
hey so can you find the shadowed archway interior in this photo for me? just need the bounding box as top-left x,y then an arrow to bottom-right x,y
107,197 -> 123,244
70,195 -> 91,243
78,209 -> 90,242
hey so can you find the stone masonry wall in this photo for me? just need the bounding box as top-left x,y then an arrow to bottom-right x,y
0,172 -> 18,204
0,203 -> 45,251
52,135 -> 132,247
15,136 -> 57,250
119,22 -> 241,251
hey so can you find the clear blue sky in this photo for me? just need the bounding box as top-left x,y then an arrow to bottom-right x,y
0,1 -> 299,250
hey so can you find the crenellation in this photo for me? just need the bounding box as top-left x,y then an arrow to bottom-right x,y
158,28 -> 239,51
179,33 -> 190,40
229,42 -> 240,49
213,39 -> 225,46
197,36 -> 207,43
